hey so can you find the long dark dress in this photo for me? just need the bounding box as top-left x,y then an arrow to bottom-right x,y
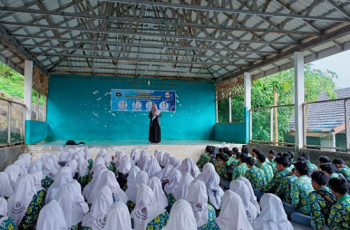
149,111 -> 161,143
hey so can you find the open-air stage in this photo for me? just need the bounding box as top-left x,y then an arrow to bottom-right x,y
28,140 -> 242,162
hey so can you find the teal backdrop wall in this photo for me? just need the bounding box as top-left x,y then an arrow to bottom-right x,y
47,75 -> 216,141
25,120 -> 48,144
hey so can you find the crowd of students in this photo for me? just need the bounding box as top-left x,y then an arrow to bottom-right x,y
196,145 -> 350,230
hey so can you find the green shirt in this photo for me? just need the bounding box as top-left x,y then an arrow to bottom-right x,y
232,163 -> 249,180
275,175 -> 297,204
328,195 -> 350,230
308,161 -> 318,172
263,167 -> 292,193
216,163 -> 229,180
257,162 -> 274,183
245,166 -> 266,190
197,153 -> 211,169
291,175 -> 314,215
336,165 -> 350,180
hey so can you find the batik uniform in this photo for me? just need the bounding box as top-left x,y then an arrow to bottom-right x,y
131,211 -> 169,230
308,162 -> 318,172
41,176 -> 54,189
17,189 -> 46,230
198,204 -> 220,230
257,162 -> 274,183
78,175 -> 89,189
126,200 -> 135,213
330,173 -> 343,179
213,161 -> 220,168
245,166 -> 266,190
328,194 -> 350,230
291,175 -> 314,215
226,157 -> 237,166
87,159 -> 93,171
0,217 -> 17,230
216,164 -> 228,180
309,187 -> 336,230
107,164 -> 118,177
275,175 -> 297,204
71,223 -> 81,230
336,165 -> 350,180
263,167 -> 292,193
232,163 -> 249,180
167,194 -> 176,214
196,154 -> 211,169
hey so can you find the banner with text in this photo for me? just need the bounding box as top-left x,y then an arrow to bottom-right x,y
111,89 -> 176,112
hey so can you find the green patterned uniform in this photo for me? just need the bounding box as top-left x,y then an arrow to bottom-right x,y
336,165 -> 350,180
263,167 -> 292,193
309,187 -> 336,230
216,164 -> 229,180
245,166 -> 266,190
126,200 -> 135,213
275,175 -> 297,204
17,189 -> 46,230
291,175 -> 314,215
232,163 -> 249,180
78,175 -> 89,189
257,162 -> 274,183
0,217 -> 17,230
87,159 -> 93,170
308,162 -> 318,172
107,164 -> 118,177
198,204 -> 219,230
226,157 -> 237,166
328,194 -> 350,230
196,153 -> 211,169
41,176 -> 54,189
167,193 -> 176,214
131,211 -> 169,230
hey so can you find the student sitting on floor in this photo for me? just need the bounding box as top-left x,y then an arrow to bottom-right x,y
214,153 -> 229,180
164,168 -> 182,213
320,163 -> 344,180
318,156 -> 331,168
245,157 -> 266,190
333,158 -> 350,180
0,198 -> 17,230
268,150 -> 277,164
251,148 -> 260,167
308,170 -> 336,230
0,172 -> 14,199
196,146 -> 213,169
275,168 -> 297,204
148,177 -> 169,210
327,177 -> 350,230
232,153 -> 249,180
241,145 -> 250,156
300,153 -> 318,172
162,199 -> 198,230
104,201 -> 133,230
230,147 -> 239,165
256,152 -> 274,183
36,200 -> 68,230
204,170 -> 224,212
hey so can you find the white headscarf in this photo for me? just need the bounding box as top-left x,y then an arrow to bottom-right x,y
148,177 -> 169,209
88,171 -> 128,204
96,149 -> 110,167
117,155 -> 132,175
164,168 -> 182,195
84,147 -> 92,161
4,165 -> 20,190
146,156 -> 161,177
230,180 -> 258,224
77,158 -> 90,177
42,155 -> 59,178
130,149 -> 139,165
50,154 -> 61,170
168,157 -> 181,169
127,165 -> 140,186
131,184 -> 165,230
30,171 -> 44,192
203,170 -> 224,210
173,172 -> 194,200
0,197 -> 8,225
215,190 -> 253,230
114,151 -> 126,169
237,177 -> 260,213
55,166 -> 73,180
82,186 -> 113,230
0,172 -> 14,198
59,151 -> 70,163
161,152 -> 172,166
7,174 -> 37,225
186,179 -> 208,228
28,160 -> 42,174
96,149 -> 107,159
197,163 -> 215,184
162,199 -> 197,230
13,160 -> 27,175
83,166 -> 108,199
154,165 -> 173,181
72,151 -> 84,161
156,151 -> 164,164
36,200 -> 68,230
54,181 -> 89,228
40,153 -> 51,166
66,159 -> 78,177
252,193 -> 293,230
46,172 -> 73,204
90,157 -> 105,174
137,150 -> 150,171
153,150 -> 159,158
19,154 -> 32,169
104,201 -> 133,230
125,170 -> 149,203
179,158 -> 200,178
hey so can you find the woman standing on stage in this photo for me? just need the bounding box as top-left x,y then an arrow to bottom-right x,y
149,104 -> 162,144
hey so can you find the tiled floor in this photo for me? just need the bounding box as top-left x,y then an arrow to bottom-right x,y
292,222 -> 314,230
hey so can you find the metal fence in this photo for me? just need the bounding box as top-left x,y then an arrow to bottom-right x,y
303,98 -> 349,153
0,98 -> 25,146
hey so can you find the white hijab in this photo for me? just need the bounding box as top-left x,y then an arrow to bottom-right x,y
237,177 -> 260,213
154,165 -> 173,181
131,184 -> 165,230
197,163 -> 215,184
46,172 -> 73,204
66,159 -> 78,177
179,158 -> 200,178
186,179 -> 208,228
82,186 -> 113,230
50,154 -> 61,170
146,156 -> 161,177
215,190 -> 253,230
173,172 -> 194,200
168,157 -> 181,169
88,171 -> 128,204
117,155 -> 132,175
104,201 -> 133,230
96,149 -> 107,159
204,170 -> 224,210
7,174 -> 37,225
40,153 -> 51,166
0,198 -> 8,225
90,157 -> 105,174
114,151 -> 126,169
83,166 -> 108,199
4,165 -> 20,190
127,165 -> 140,186
148,177 -> 169,209
72,151 -> 84,160
42,155 -> 59,178
28,160 -> 42,174
164,168 -> 182,195
30,171 -> 44,192
59,151 -> 70,163
161,152 -> 172,166
153,150 -> 159,158
14,160 -> 27,175
252,193 -> 293,230
54,166 -> 73,180
162,199 -> 197,230
156,151 -> 164,164
97,149 -> 110,167
77,158 -> 89,177
84,147 -> 92,161
125,170 -> 149,203
230,180 -> 258,224
19,154 -> 32,169
137,150 -> 150,171
0,172 -> 14,198
36,200 -> 68,230
54,181 -> 89,227
130,149 -> 139,165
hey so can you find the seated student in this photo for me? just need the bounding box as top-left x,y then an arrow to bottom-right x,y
131,184 -> 169,229
214,153 -> 229,180
319,156 -> 331,168
307,171 -> 336,230
125,170 -> 149,213
287,161 -> 314,220
0,172 -> 14,199
232,153 -> 249,180
225,150 -> 233,165
148,177 -> 169,209
230,147 -> 239,165
83,146 -> 93,170
123,164 -> 140,191
269,150 -> 277,163
130,149 -> 139,166
116,156 -> 132,189
4,165 -> 20,191
179,158 -> 200,178
36,200 -> 68,230
46,169 -> 73,204
77,158 -> 90,188
241,145 -> 250,156
203,170 -> 224,212
83,163 -> 108,200
245,157 -> 266,190
333,158 -> 350,180
27,160 -> 42,174
162,199 -> 198,230
41,155 -> 59,189
173,172 -> 194,201
164,168 -> 182,213
104,201 -> 133,230
237,177 -> 260,212
0,197 -> 17,230
327,177 -> 350,230
251,148 -> 260,166
300,152 -> 318,172
275,168 -> 297,204
256,152 -> 274,183
186,180 -> 217,230
320,163 -> 343,180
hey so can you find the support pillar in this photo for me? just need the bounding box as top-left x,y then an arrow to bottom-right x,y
244,72 -> 251,143
294,52 -> 304,153
24,60 -> 33,120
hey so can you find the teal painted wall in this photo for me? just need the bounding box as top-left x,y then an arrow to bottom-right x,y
25,120 -> 48,144
47,75 -> 216,141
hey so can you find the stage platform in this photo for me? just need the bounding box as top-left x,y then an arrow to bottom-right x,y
27,140 -> 242,162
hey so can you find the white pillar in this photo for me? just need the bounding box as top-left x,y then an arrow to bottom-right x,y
229,97 -> 232,123
24,60 -> 33,120
244,72 -> 251,143
294,52 -> 304,152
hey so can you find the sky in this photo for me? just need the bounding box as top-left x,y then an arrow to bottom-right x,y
311,49 -> 350,89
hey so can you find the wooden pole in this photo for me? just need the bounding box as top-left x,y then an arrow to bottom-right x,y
274,86 -> 278,145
